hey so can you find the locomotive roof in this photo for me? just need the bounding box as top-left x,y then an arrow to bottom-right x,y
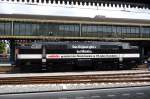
32,41 -> 128,46
33,41 -> 138,49
16,41 -> 137,49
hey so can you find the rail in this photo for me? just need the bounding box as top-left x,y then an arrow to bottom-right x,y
0,72 -> 150,85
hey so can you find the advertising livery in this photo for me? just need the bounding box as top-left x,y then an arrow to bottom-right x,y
16,41 -> 140,72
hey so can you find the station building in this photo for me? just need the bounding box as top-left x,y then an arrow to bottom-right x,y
1,14 -> 150,38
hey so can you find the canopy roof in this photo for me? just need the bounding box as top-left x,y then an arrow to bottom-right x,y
1,14 -> 150,25
3,0 -> 150,8
45,0 -> 150,8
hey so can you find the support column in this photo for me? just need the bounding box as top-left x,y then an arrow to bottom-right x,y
79,23 -> 82,37
140,45 -> 145,63
10,40 -> 15,65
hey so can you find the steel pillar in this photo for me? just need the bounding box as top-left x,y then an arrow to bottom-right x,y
140,46 -> 145,63
10,40 -> 15,65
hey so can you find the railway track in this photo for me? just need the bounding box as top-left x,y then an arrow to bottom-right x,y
0,71 -> 150,94
0,71 -> 150,85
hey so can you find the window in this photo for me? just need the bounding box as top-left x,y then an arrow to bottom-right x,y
81,25 -> 98,37
130,27 -> 136,33
0,22 -> 4,35
0,21 -> 11,35
141,27 -> 150,38
12,21 -> 150,38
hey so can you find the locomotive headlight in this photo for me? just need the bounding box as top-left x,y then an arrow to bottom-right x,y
42,59 -> 46,63
119,57 -> 123,62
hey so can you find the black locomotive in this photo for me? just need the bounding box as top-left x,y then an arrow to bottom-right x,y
16,41 -> 140,72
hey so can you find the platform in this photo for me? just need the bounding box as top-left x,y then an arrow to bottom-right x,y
0,86 -> 150,99
0,69 -> 149,78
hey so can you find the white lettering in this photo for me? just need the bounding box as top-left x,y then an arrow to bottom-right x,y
77,50 -> 92,53
46,54 -> 140,59
72,45 -> 96,49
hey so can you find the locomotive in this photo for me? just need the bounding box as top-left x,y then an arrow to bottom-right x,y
16,41 -> 140,72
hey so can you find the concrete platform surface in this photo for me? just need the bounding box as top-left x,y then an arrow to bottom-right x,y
0,69 -> 149,78
0,85 -> 150,99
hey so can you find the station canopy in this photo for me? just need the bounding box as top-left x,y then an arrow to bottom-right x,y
43,0 -> 150,8
1,0 -> 149,8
